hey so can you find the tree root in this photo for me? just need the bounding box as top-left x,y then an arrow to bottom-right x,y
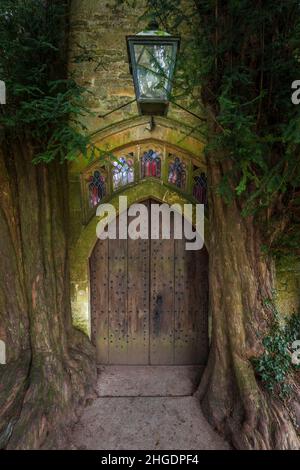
5,334 -> 96,450
197,368 -> 300,450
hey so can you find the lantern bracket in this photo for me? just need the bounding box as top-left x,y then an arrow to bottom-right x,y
170,100 -> 206,122
98,98 -> 137,119
98,97 -> 206,123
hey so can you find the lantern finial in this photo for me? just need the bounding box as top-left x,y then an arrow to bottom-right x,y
147,20 -> 159,31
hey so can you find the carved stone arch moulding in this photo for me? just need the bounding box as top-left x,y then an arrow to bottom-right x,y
68,117 -> 208,337
70,181 -> 210,339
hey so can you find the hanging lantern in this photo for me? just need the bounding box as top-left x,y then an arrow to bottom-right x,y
127,23 -> 180,116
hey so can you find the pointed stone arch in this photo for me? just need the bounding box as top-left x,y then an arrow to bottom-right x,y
69,117 -> 208,337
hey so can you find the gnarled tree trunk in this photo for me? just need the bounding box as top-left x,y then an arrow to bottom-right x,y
198,147 -> 300,449
0,137 -> 96,450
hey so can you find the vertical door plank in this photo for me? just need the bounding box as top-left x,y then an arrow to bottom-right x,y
108,222 -> 128,364
90,239 -> 109,364
150,201 -> 175,365
174,233 -> 192,364
174,219 -> 209,364
127,201 -> 150,364
188,245 -> 209,364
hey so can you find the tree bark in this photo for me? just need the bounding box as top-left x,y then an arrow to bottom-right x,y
197,145 -> 300,449
0,137 -> 96,450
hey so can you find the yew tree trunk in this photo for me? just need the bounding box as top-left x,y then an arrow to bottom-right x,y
0,137 -> 96,450
198,148 -> 300,449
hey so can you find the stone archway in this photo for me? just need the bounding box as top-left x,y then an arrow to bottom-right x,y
68,117 -> 208,338
70,179 -> 209,338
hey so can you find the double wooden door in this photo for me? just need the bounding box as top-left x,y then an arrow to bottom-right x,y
90,200 -> 208,365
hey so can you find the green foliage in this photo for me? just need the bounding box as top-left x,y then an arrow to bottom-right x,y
143,0 -> 300,260
0,0 -> 94,163
252,312 -> 300,399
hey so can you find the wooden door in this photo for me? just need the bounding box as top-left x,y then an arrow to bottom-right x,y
90,200 -> 208,365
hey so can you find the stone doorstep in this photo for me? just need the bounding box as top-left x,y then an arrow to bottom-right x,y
96,365 -> 204,397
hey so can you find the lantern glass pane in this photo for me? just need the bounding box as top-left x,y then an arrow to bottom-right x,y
134,43 -> 175,100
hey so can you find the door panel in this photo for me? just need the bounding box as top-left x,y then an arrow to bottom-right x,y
108,225 -> 128,364
127,203 -> 150,364
174,228 -> 209,364
150,213 -> 175,365
91,199 -> 208,366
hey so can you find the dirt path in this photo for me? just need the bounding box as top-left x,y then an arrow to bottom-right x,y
65,366 -> 230,450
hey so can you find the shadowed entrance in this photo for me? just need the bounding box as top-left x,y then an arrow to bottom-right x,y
90,199 -> 209,365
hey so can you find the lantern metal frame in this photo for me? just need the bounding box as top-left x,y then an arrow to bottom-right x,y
126,34 -> 181,116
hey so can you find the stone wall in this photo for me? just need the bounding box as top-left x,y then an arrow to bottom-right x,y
69,0 -> 201,134
68,0 -> 207,335
68,0 -> 299,336
276,262 -> 300,317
